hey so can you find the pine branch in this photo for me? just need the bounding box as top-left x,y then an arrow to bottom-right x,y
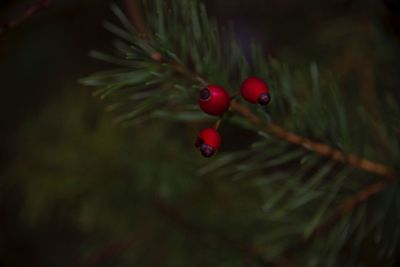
121,1 -> 396,179
137,47 -> 396,180
82,1 -> 400,263
0,0 -> 51,36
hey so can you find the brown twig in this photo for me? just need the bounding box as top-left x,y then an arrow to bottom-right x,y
0,0 -> 51,36
229,100 -> 397,179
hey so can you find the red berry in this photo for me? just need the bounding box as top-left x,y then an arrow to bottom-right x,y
198,85 -> 230,116
194,128 -> 221,157
240,76 -> 271,105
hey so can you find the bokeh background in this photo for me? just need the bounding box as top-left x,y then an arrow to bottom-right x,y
1,0 -> 400,266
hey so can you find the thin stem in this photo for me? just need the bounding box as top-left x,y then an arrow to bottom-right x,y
0,0 -> 51,36
214,119 -> 222,130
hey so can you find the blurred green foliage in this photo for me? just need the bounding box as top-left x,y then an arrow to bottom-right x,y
1,0 -> 400,266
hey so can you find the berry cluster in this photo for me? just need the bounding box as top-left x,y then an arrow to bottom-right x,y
195,76 -> 271,157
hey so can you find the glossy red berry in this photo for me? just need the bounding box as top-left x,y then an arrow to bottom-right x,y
194,128 -> 221,157
198,85 -> 230,116
240,76 -> 271,105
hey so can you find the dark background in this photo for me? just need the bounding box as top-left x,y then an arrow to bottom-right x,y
1,0 -> 400,266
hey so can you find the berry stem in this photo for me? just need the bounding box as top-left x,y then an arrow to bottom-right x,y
214,119 -> 222,130
230,93 -> 240,100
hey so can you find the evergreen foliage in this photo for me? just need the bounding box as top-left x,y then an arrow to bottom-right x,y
80,0 -> 400,266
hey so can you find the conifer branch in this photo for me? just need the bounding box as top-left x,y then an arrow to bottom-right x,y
0,0 -> 51,36
121,2 -> 397,180
103,3 -> 398,260
150,54 -> 397,180
122,3 -> 397,237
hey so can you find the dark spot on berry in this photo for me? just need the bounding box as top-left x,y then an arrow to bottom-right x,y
200,144 -> 215,157
199,88 -> 211,101
259,93 -> 271,105
195,138 -> 204,148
